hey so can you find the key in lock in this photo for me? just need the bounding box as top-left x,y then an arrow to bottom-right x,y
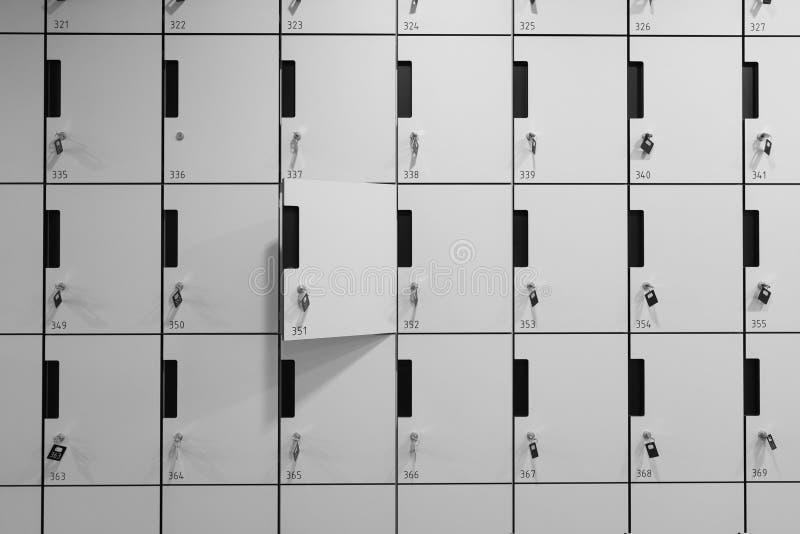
297,285 -> 310,312
757,283 -> 772,305
171,282 -> 184,309
640,133 -> 654,155
47,434 -> 68,462
643,431 -> 659,458
526,283 -> 539,308
527,432 -> 539,459
642,283 -> 658,307
52,282 -> 66,308
54,132 -> 67,155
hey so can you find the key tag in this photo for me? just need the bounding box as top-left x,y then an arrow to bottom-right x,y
409,282 -> 419,307
758,133 -> 773,155
169,433 -> 184,464
640,133 -> 654,155
54,132 -> 67,155
52,282 -> 66,308
409,432 -> 419,461
47,433 -> 68,462
526,132 -> 537,155
527,432 -> 539,459
171,282 -> 184,309
410,132 -> 420,156
290,432 -> 301,463
757,282 -> 772,305
526,283 -> 539,308
643,431 -> 659,458
759,431 -> 777,451
290,132 -> 301,154
297,285 -> 310,312
642,282 -> 658,307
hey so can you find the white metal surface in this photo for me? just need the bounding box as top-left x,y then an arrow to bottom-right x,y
163,486 -> 277,534
631,484 -> 743,534
46,0 -> 161,33
745,1 -> 800,36
0,488 -> 40,534
43,487 -> 159,534
630,0 -> 740,35
0,1 -> 42,32
283,0 -> 395,34
398,485 -> 512,534
282,485 -> 395,534
398,0 -> 509,34
747,483 -> 800,533
165,0 -> 279,34
515,0 -> 627,35
515,484 -> 628,533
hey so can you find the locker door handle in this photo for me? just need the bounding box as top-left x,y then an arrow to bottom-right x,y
513,61 -> 528,119
44,361 -> 60,419
628,210 -> 644,268
163,210 -> 179,268
163,360 -> 178,419
744,358 -> 760,416
163,60 -> 179,118
281,61 -> 296,118
283,206 -> 300,269
744,62 -> 759,119
281,360 -> 296,418
398,61 -> 412,118
398,210 -> 413,268
744,210 -> 760,267
629,359 -> 645,417
45,60 -> 61,118
628,61 -> 644,119
513,210 -> 529,268
45,211 -> 61,268
513,359 -> 529,417
397,359 -> 413,417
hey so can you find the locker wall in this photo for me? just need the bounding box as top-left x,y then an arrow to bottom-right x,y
1,1 -> 797,533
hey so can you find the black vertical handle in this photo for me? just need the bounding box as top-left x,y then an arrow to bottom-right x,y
397,359 -> 413,418
629,359 -> 645,417
744,210 -> 760,267
282,60 -> 296,118
163,210 -> 178,268
513,210 -> 529,268
45,60 -> 61,118
513,61 -> 528,119
162,360 -> 178,419
513,359 -> 529,417
398,210 -> 413,268
281,360 -> 296,418
163,60 -> 179,118
45,210 -> 61,268
743,62 -> 759,120
628,210 -> 644,268
628,61 -> 644,119
44,361 -> 60,419
398,61 -> 413,118
744,358 -> 760,416
283,206 -> 300,269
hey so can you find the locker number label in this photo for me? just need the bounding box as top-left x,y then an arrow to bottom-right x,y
169,170 -> 187,180
519,320 -> 536,330
168,320 -> 185,330
403,170 -> 420,180
519,170 -> 536,180
287,20 -> 303,30
53,20 -> 69,30
50,321 -> 67,331
169,20 -> 187,31
286,470 -> 302,480
636,468 -> 653,478
634,22 -> 651,32
402,470 -> 419,480
634,320 -> 652,329
751,170 -> 768,181
749,22 -> 766,33
286,170 -> 303,179
634,170 -> 652,181
51,170 -> 69,180
519,469 -> 536,479
403,320 -> 419,329
751,319 -> 768,329
518,21 -> 536,32
752,468 -> 768,478
401,21 -> 419,32
291,326 -> 307,337
48,472 -> 66,481
168,471 -> 184,481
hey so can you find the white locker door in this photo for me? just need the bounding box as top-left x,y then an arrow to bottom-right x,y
282,485 -> 394,534
630,186 -> 742,333
165,0 -> 279,34
0,488 -> 40,534
0,36 -> 43,182
163,335 -> 279,485
163,185 -> 279,334
46,36 -> 161,183
44,487 -> 159,534
514,186 -> 627,333
281,36 -> 395,183
515,484 -> 627,534
0,337 -> 41,485
514,37 -> 627,183
164,36 -> 279,183
398,485 -> 512,534
514,335 -> 627,483
398,335 -> 511,484
746,335 -> 800,482
745,39 -> 800,184
281,335 -> 395,484
0,185 -> 42,333
631,335 -> 742,483
0,1 -> 42,32
629,0 -> 740,35
514,0 -> 627,35
748,483 -> 800,533
398,185 -> 511,334
283,0 -> 395,33
631,484 -> 743,534
44,335 -> 160,485
283,180 -> 396,341
46,0 -> 160,33
629,38 -> 741,183
163,486 -> 277,534
398,37 -> 511,183
745,187 -> 800,331
746,2 -> 800,36
398,0 -> 509,34
45,185 -> 160,334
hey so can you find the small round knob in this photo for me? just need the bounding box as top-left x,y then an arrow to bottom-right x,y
526,432 -> 536,442
758,430 -> 769,441
173,433 -> 183,444
55,282 -> 66,291
54,433 -> 66,444
174,282 -> 184,291
642,282 -> 654,292
410,432 -> 419,442
175,132 -> 184,141
292,432 -> 302,441
642,431 -> 653,441
526,282 -> 536,292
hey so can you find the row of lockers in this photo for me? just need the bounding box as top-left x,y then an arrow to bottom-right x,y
3,0 -> 797,36
1,334 -> 796,486
3,35 -> 800,183
4,483 -> 796,534
2,183 -> 797,336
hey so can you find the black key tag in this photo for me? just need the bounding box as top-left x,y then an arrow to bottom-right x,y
47,444 -> 67,462
640,133 -> 654,154
529,289 -> 539,308
645,290 -> 658,307
53,290 -> 63,308
767,434 -> 777,451
54,138 -> 63,155
758,284 -> 772,305
299,292 -> 310,312
764,138 -> 773,155
171,288 -> 183,308
645,441 -> 659,458
529,441 -> 539,459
